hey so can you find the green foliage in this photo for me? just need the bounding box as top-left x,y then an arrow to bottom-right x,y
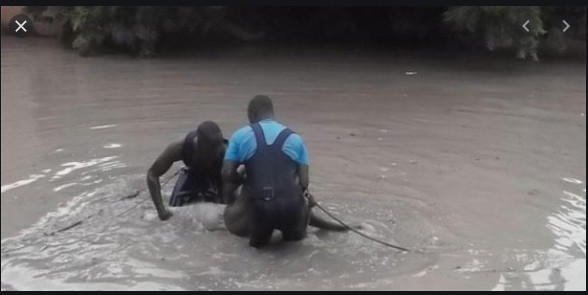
444,6 -> 586,60
27,6 -> 220,56
444,6 -> 545,60
25,6 -> 585,59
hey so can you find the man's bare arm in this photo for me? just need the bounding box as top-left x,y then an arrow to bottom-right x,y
221,160 -> 241,204
298,164 -> 309,189
147,141 -> 182,220
297,164 -> 347,230
298,164 -> 317,206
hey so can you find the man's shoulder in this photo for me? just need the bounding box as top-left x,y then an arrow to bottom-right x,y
230,125 -> 253,142
284,131 -> 305,146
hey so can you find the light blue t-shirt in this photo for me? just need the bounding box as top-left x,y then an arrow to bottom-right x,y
224,119 -> 309,165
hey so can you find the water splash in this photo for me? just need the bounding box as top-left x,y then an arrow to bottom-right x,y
1,178 -> 414,290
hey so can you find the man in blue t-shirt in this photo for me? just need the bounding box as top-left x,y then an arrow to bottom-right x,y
222,95 -> 328,248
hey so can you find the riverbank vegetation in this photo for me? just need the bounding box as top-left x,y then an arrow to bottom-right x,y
25,6 -> 586,60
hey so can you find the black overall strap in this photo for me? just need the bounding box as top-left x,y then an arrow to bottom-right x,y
250,123 -> 268,151
270,128 -> 294,151
251,123 -> 295,152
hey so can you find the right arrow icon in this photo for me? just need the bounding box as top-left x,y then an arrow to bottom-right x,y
562,20 -> 571,32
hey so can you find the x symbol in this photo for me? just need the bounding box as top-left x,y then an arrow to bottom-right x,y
15,20 -> 27,32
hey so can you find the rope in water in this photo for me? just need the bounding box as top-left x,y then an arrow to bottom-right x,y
308,196 -> 410,252
113,168 -> 182,218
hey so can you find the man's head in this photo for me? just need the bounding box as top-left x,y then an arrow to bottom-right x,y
247,95 -> 274,123
196,121 -> 223,150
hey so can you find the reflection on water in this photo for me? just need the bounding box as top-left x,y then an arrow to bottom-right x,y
549,190 -> 586,254
492,251 -> 585,291
493,177 -> 586,291
90,124 -> 117,130
103,143 -> 123,149
1,156 -> 127,195
1,174 -> 46,193
52,156 -> 119,180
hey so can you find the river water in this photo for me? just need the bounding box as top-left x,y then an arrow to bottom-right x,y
1,36 -> 585,290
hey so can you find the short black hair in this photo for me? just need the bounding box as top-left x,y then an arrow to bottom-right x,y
197,121 -> 222,146
248,95 -> 274,115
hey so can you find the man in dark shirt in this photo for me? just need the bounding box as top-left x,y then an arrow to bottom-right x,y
147,121 -> 226,220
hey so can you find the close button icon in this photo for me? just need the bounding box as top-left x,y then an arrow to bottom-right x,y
8,14 -> 33,38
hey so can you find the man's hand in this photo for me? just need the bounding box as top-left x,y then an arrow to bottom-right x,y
158,209 -> 173,221
303,189 -> 317,208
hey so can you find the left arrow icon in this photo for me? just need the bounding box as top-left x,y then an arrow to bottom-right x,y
522,20 -> 530,32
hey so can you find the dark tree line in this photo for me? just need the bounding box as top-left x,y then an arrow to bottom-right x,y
26,6 -> 586,60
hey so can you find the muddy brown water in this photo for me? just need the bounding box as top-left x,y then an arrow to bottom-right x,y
1,36 -> 585,290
